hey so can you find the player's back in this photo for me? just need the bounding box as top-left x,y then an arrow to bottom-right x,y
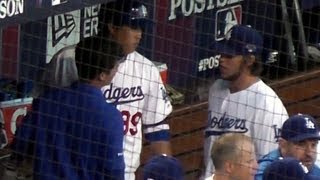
28,83 -> 124,180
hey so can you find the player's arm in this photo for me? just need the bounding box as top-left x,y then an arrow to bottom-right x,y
150,141 -> 172,155
144,119 -> 172,155
143,64 -> 173,155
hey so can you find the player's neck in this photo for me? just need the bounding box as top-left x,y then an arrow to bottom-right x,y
229,74 -> 259,93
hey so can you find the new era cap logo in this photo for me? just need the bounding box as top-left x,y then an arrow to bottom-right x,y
305,117 -> 315,129
51,13 -> 76,47
52,0 -> 68,6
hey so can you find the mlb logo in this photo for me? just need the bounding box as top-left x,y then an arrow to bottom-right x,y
215,5 -> 242,41
52,0 -> 68,6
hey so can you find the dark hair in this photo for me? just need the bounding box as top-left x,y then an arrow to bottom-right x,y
75,36 -> 123,81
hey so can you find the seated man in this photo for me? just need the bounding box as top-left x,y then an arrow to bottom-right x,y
255,114 -> 320,180
263,157 -> 317,180
210,133 -> 258,180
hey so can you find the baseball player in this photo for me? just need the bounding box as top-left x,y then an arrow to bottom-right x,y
202,25 -> 288,179
98,1 -> 172,179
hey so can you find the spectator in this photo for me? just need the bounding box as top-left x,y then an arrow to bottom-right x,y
143,154 -> 184,180
210,133 -> 258,180
13,36 -> 126,180
256,114 -> 320,180
202,24 -> 288,179
263,157 -> 317,180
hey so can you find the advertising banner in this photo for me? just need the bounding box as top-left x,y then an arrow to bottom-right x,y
154,0 -> 243,90
46,4 -> 100,63
0,98 -> 33,146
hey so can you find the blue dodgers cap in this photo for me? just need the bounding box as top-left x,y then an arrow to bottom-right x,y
143,154 -> 184,180
281,114 -> 320,142
99,0 -> 152,29
263,157 -> 318,180
212,25 -> 263,56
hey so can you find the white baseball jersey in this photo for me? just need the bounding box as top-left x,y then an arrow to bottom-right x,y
101,51 -> 172,180
202,79 -> 288,179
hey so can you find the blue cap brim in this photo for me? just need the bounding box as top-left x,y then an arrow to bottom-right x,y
212,40 -> 239,56
288,134 -> 320,142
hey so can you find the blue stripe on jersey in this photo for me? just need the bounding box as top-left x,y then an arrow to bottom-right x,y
145,130 -> 170,142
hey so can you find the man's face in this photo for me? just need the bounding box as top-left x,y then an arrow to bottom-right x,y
230,141 -> 258,180
284,139 -> 318,170
218,54 -> 246,81
110,25 -> 142,54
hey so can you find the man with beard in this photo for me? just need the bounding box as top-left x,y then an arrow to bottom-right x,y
256,114 -> 320,179
202,25 -> 288,179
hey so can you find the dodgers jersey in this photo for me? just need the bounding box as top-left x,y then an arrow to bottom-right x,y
203,79 -> 288,179
101,51 -> 172,178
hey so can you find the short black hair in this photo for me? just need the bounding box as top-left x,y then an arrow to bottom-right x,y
75,36 -> 123,81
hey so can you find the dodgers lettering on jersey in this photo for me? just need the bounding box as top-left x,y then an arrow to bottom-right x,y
203,79 -> 288,179
103,83 -> 145,105
207,112 -> 248,135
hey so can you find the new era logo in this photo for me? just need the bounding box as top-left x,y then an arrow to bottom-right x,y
52,0 -> 68,6
51,13 -> 76,47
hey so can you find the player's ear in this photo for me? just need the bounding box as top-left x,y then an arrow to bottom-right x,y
224,160 -> 234,174
245,55 -> 255,66
278,138 -> 289,155
98,71 -> 108,82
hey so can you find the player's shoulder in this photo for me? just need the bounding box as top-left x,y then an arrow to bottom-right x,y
253,80 -> 280,97
253,80 -> 287,109
128,51 -> 154,66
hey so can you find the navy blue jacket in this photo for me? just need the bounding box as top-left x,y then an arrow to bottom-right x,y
14,83 -> 124,180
